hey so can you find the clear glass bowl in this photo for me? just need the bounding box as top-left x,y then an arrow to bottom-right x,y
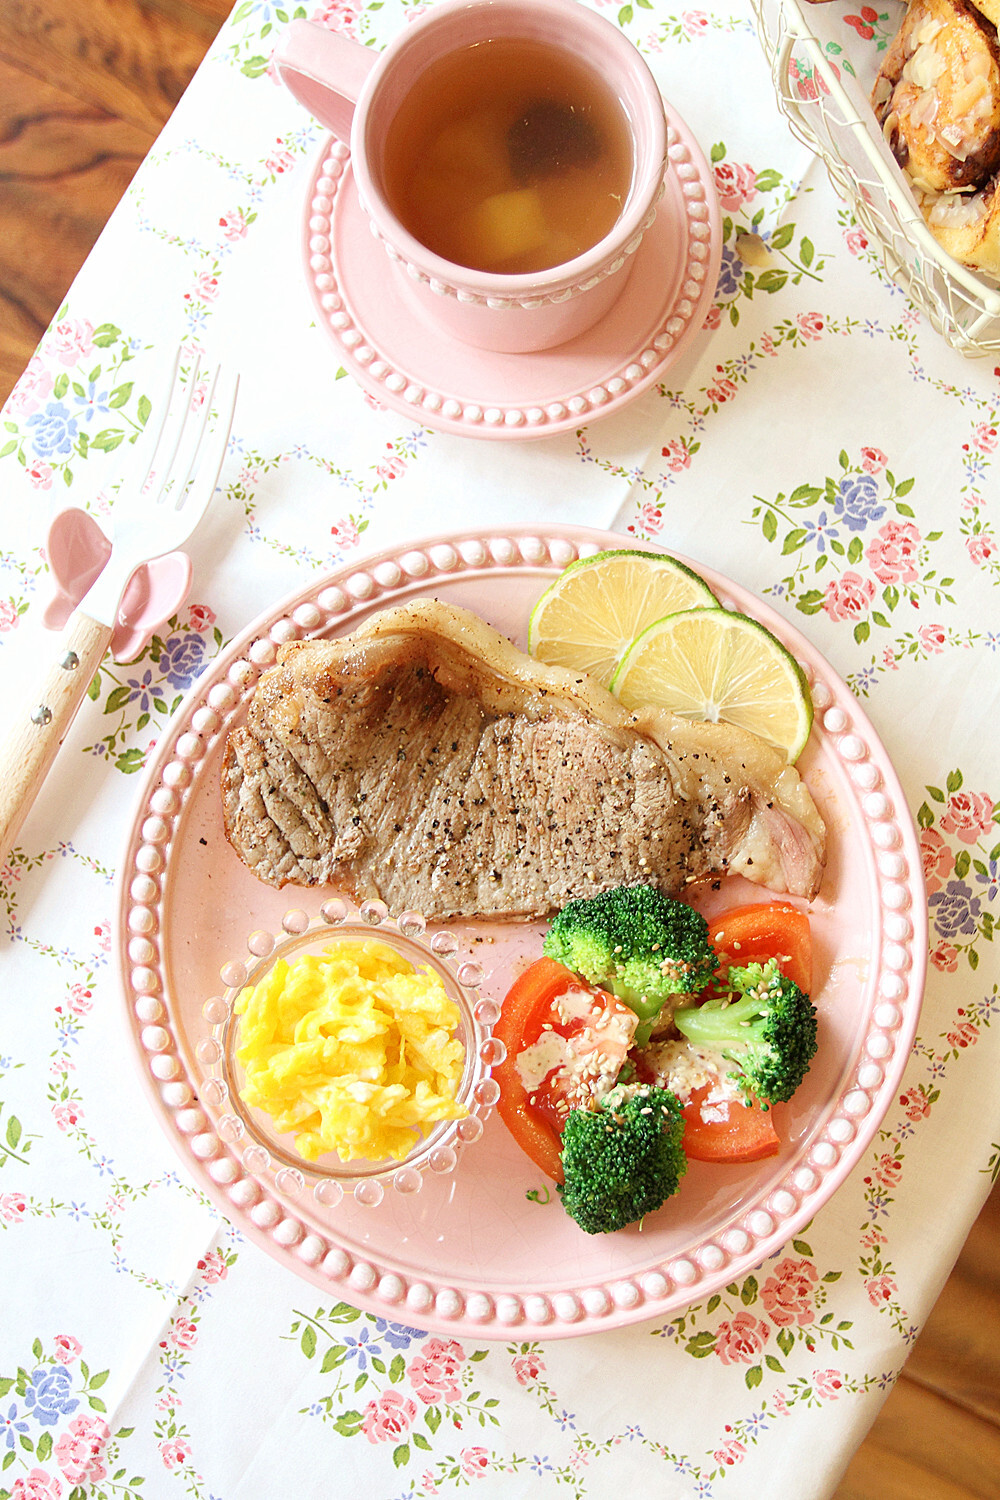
201,897 -> 505,1208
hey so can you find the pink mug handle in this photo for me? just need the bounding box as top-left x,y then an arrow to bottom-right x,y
274,20 -> 378,141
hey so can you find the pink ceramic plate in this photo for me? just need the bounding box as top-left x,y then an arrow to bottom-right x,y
116,525 -> 926,1338
303,114 -> 721,438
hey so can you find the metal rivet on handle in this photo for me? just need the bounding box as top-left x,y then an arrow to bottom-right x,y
30,705 -> 52,726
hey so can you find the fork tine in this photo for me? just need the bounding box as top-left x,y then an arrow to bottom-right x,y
145,354 -> 207,508
107,345 -> 183,503
171,368 -> 239,528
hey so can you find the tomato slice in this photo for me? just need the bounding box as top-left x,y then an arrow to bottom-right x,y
682,1085 -> 780,1162
678,901 -> 812,1162
706,901 -> 812,993
493,957 -> 635,1183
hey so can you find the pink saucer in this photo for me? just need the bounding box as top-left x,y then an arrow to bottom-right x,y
303,117 -> 722,439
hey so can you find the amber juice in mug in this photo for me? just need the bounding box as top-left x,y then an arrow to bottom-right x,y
380,37 -> 635,276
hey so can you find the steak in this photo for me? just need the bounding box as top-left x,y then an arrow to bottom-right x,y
220,599 -> 826,919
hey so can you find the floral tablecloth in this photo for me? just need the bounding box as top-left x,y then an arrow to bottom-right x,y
2,2 -> 998,1497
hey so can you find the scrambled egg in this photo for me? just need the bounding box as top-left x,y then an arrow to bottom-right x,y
234,938 -> 468,1164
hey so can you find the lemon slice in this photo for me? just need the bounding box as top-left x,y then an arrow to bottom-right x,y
528,549 -> 718,688
610,607 -> 813,762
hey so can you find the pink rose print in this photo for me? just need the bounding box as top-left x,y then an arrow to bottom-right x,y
702,303 -> 723,332
47,319 -> 94,366
899,1087 -> 931,1122
947,1018 -> 979,1049
168,1315 -> 198,1350
821,571 -> 875,622
330,519 -> 361,548
870,1153 -> 902,1189
940,789 -> 995,844
637,499 -> 664,534
971,421 -> 998,453
460,1447 -> 491,1478
55,1414 -> 110,1485
93,920 -> 111,952
8,355 -> 53,417
814,1368 -> 845,1399
967,532 -> 998,565
918,623 -> 946,653
0,601 -> 19,632
706,375 -> 737,405
186,603 -> 216,632
409,1337 -> 465,1405
771,1390 -> 790,1417
860,446 -> 887,473
26,460 -> 55,490
512,1352 -> 545,1385
361,1388 -> 417,1444
219,208 -> 250,241
845,227 -> 869,255
661,439 -> 691,473
681,9 -> 710,36
714,1311 -> 770,1365
865,1274 -> 896,1307
713,161 -> 757,212
67,985 -> 92,1017
266,144 -> 296,176
312,0 -> 362,34
52,1102 -> 83,1131
931,941 -> 959,972
881,646 -> 899,670
760,1256 -> 818,1328
920,828 -> 952,891
796,311 -> 824,339
159,1437 -> 191,1469
376,451 -> 407,481
865,520 -> 921,585
197,1248 -> 229,1283
11,1470 -> 62,1500
53,1334 -> 82,1365
0,1192 -> 27,1222
713,1439 -> 746,1466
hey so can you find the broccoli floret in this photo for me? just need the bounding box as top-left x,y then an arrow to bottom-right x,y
672,957 -> 818,1106
557,1084 -> 687,1235
543,884 -> 717,1042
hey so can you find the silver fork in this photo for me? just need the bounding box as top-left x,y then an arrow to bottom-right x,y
0,349 -> 239,867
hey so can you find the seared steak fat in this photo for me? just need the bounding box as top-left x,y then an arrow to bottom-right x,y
221,600 -> 826,919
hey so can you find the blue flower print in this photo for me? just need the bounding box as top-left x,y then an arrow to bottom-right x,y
25,402 -> 79,459
803,511 -> 840,554
157,632 -> 207,690
23,1364 -> 79,1426
715,244 -> 742,298
372,1317 -> 424,1350
929,880 -> 982,938
126,668 -> 155,713
73,378 -> 112,423
0,1404 -> 28,1449
832,473 -> 886,532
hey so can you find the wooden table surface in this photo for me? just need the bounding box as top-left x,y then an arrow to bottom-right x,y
1,3 -> 998,1494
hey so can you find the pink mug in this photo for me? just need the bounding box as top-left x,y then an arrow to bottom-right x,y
275,0 -> 668,353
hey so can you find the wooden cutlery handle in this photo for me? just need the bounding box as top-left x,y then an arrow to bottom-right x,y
0,612 -> 112,870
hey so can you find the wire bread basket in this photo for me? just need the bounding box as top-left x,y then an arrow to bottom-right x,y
751,0 -> 1000,355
